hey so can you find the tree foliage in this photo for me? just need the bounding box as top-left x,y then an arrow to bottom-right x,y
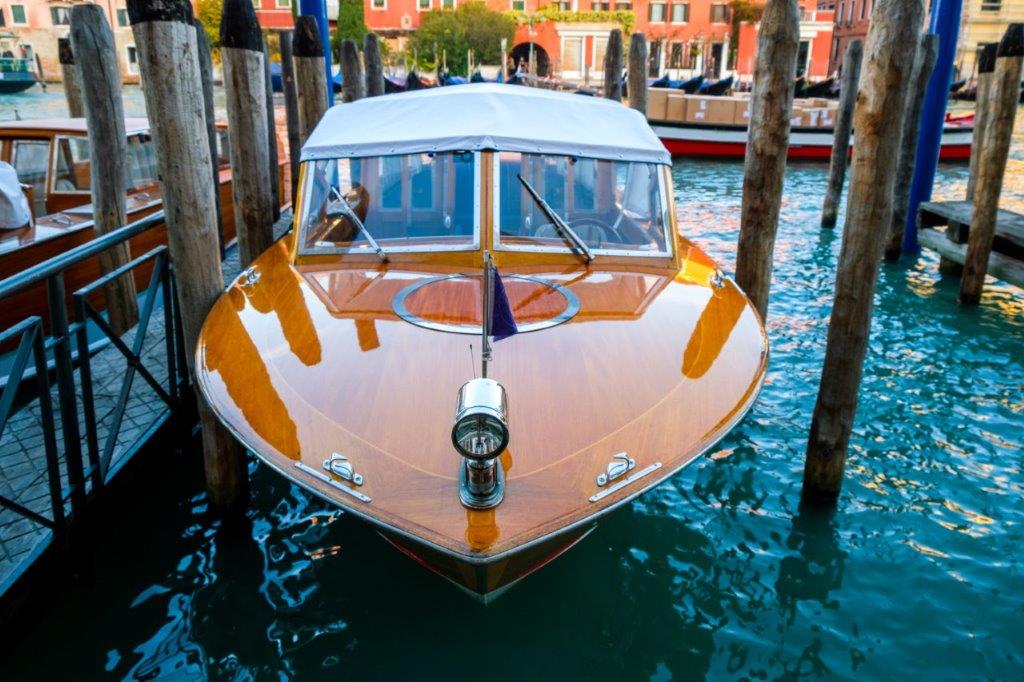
333,0 -> 369,60
508,6 -> 635,35
410,2 -> 516,74
197,0 -> 223,51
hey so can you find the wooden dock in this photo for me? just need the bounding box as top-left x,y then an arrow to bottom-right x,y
917,200 -> 1024,287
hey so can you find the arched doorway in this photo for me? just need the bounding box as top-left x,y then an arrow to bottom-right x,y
510,43 -> 550,78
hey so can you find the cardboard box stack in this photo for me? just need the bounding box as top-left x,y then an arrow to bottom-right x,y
644,91 -> 841,129
647,88 -> 671,121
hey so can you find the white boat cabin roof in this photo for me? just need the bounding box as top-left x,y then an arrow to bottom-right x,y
301,83 -> 671,166
0,117 -> 151,136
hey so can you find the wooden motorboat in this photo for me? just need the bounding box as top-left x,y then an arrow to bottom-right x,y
0,118 -> 285,336
196,84 -> 769,601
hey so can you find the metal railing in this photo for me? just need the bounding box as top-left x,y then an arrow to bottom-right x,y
0,210 -> 187,551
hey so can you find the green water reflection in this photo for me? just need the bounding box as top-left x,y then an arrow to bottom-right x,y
2,118 -> 1022,680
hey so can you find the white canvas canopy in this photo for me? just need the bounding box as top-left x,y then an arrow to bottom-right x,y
300,83 -> 671,166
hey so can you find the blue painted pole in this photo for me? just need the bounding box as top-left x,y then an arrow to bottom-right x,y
300,0 -> 334,105
903,0 -> 963,253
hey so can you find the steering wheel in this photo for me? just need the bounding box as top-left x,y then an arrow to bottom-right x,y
568,218 -> 621,247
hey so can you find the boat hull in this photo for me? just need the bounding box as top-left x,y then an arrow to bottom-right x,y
381,524 -> 596,603
652,122 -> 974,161
0,74 -> 37,94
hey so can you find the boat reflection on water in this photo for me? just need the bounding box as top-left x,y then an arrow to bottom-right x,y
196,84 -> 768,600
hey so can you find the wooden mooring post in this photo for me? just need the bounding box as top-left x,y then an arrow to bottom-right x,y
194,18 -> 224,257
293,15 -> 328,146
263,42 -> 281,218
966,43 -> 998,201
220,0 -> 274,268
627,32 -> 647,115
603,29 -> 623,101
279,29 -> 302,202
70,4 -> 139,335
821,40 -> 862,228
803,0 -> 925,506
127,0 -> 248,512
960,24 -> 1024,305
735,0 -> 800,320
57,38 -> 84,118
339,39 -> 364,103
885,33 -> 938,261
364,33 -> 384,98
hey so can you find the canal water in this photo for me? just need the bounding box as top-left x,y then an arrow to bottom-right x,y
1,93 -> 1022,680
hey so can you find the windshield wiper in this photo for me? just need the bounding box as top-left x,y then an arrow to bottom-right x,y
516,173 -> 592,264
329,186 -> 388,263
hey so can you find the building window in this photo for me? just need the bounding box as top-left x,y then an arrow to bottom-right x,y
419,0 -> 431,9
276,0 -> 291,7
649,2 -> 666,22
614,1 -> 631,9
668,42 -> 683,68
591,1 -> 609,9
51,6 -> 72,25
371,0 -> 386,9
510,0 -> 524,9
556,0 -> 573,9
10,3 -> 27,25
860,0 -> 869,19
116,8 -> 129,26
0,8 -> 5,26
980,0 -> 1001,11
710,3 -> 728,22
441,0 -> 455,8
251,0 -> 261,9
670,2 -> 688,22
125,45 -> 138,75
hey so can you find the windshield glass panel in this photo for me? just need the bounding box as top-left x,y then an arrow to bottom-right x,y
496,152 -> 671,256
300,152 -> 478,254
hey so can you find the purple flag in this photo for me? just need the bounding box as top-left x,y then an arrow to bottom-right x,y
491,267 -> 518,341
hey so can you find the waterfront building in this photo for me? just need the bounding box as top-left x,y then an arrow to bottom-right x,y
0,0 -> 139,83
826,0 -> 871,74
956,0 -> 1024,82
364,0 -> 833,82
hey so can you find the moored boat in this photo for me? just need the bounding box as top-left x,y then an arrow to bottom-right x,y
652,117 -> 974,160
196,84 -> 769,601
0,118 -> 286,338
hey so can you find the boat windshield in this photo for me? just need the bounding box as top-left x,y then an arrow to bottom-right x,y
495,152 -> 671,257
299,152 -> 478,255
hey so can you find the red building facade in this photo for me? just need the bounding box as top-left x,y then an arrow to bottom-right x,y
826,0 -> 872,73
363,0 -> 834,81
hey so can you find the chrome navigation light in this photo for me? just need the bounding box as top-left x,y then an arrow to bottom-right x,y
452,378 -> 508,509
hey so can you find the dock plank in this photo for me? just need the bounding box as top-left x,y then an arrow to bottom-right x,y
919,200 -> 1024,254
918,226 -> 1024,288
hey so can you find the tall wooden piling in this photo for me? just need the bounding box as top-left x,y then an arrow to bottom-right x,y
194,18 -> 223,255
339,39 -> 364,103
821,40 -> 863,228
263,42 -> 281,217
627,32 -> 647,115
57,38 -> 85,118
70,4 -> 139,335
884,33 -> 938,261
960,24 -> 1024,305
735,0 -> 800,319
966,43 -> 999,200
280,29 -> 302,202
603,29 -> 623,101
127,0 -> 248,512
803,0 -> 926,507
364,32 -> 384,97
220,0 -> 274,268
293,16 -> 328,146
